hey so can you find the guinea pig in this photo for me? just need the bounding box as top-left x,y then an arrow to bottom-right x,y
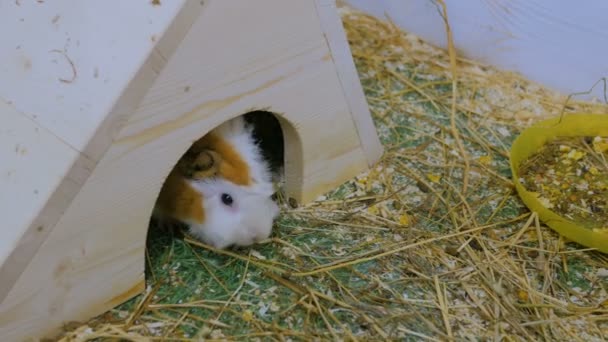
152,115 -> 281,249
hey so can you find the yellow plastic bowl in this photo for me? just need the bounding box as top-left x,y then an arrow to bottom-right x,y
510,113 -> 608,253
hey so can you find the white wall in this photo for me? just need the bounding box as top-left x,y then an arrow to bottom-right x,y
344,0 -> 608,101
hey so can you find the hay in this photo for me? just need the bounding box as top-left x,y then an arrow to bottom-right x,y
57,5 -> 608,342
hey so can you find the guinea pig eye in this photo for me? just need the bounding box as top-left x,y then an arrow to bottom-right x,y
220,193 -> 233,206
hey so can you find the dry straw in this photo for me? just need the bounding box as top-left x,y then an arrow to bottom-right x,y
56,3 -> 608,341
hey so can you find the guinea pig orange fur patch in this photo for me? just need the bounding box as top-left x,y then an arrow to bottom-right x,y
156,168 -> 205,224
189,132 -> 251,186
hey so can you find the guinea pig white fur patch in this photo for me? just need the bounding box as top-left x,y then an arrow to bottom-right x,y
153,115 -> 280,249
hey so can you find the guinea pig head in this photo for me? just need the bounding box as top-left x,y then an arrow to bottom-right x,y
189,178 -> 280,249
180,118 -> 281,249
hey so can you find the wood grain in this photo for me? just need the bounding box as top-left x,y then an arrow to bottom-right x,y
0,99 -> 80,274
0,1 -> 382,340
315,0 -> 384,167
0,0 -> 193,153
0,0 -> 202,310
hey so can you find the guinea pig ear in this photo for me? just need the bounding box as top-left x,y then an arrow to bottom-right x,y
185,149 -> 223,180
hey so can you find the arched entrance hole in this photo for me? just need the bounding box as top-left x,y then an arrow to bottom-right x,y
142,109 -> 301,287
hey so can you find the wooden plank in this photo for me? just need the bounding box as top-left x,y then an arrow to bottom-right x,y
0,0 -> 195,156
0,99 -> 91,302
81,0 -> 204,161
0,100 -> 80,271
315,0 -> 384,167
0,0 -> 202,305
